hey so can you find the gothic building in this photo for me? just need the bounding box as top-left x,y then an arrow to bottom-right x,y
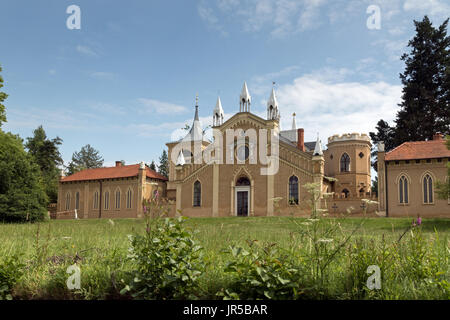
165,82 -> 373,217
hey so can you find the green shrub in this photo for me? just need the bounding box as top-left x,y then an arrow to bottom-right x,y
121,216 -> 204,300
0,255 -> 24,300
0,130 -> 48,222
221,241 -> 305,300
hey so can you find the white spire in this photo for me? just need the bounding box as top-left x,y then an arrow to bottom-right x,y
292,113 -> 297,130
267,87 -> 280,120
176,150 -> 185,166
313,134 -> 323,156
239,82 -> 251,112
183,95 -> 204,141
213,96 -> 224,126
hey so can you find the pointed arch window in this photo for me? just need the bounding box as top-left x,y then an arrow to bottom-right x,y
126,188 -> 132,209
399,175 -> 409,204
93,191 -> 99,209
75,192 -> 80,210
104,191 -> 110,210
423,174 -> 433,204
115,189 -> 121,209
193,181 -> 201,207
340,153 -> 350,172
65,193 -> 71,211
289,176 -> 299,205
342,189 -> 350,198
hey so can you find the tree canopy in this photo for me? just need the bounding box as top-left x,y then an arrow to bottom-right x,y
158,150 -> 169,178
370,16 -> 450,169
0,64 -> 7,127
66,144 -> 104,176
0,131 -> 48,222
25,126 -> 63,203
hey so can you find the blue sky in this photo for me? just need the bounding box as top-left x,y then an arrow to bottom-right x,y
1,0 -> 449,168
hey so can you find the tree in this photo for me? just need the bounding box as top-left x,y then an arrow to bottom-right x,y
66,144 -> 104,175
0,131 -> 48,222
158,150 -> 169,178
0,64 -> 7,127
25,126 -> 63,203
149,160 -> 157,171
369,120 -> 395,171
395,16 -> 450,145
436,135 -> 450,200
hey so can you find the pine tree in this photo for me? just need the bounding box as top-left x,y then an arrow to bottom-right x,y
149,160 -> 157,171
395,16 -> 450,145
66,144 -> 104,175
158,150 -> 169,178
369,120 -> 395,171
25,126 -> 63,203
0,64 -> 7,127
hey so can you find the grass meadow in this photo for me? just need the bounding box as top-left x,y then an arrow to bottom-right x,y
0,216 -> 449,300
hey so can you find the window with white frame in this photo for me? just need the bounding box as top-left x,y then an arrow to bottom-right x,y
423,174 -> 433,204
399,175 -> 409,204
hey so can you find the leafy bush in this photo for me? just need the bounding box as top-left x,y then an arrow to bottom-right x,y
121,216 -> 204,300
0,255 -> 24,300
0,130 -> 48,222
221,241 -> 304,300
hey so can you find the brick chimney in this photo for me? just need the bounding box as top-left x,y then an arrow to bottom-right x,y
297,128 -> 305,151
115,161 -> 122,167
433,133 -> 444,141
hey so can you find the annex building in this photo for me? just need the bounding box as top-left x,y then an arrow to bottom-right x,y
377,134 -> 450,217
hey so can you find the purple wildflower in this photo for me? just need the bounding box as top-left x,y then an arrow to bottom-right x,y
143,205 -> 147,213
417,217 -> 422,226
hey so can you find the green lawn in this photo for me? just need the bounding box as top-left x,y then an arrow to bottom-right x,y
0,216 -> 449,299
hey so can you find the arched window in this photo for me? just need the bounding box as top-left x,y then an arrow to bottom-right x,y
342,189 -> 350,198
236,176 -> 250,186
193,181 -> 201,207
93,191 -> 99,209
423,174 -> 433,204
289,176 -> 299,205
65,193 -> 71,211
104,191 -> 110,210
126,188 -> 132,209
399,175 -> 409,204
75,192 -> 80,210
340,153 -> 350,172
359,188 -> 365,197
115,189 -> 121,209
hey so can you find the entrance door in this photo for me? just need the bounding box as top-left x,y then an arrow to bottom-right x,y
236,190 -> 249,216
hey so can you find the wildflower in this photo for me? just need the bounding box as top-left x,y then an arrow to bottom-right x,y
416,216 -> 422,226
143,205 -> 147,213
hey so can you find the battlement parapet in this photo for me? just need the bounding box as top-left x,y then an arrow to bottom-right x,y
327,133 -> 371,144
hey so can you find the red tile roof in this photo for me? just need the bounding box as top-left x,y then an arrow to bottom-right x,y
61,164 -> 167,182
385,137 -> 450,161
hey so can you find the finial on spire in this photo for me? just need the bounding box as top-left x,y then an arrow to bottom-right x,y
195,93 -> 199,106
313,134 -> 323,156
240,82 -> 251,112
213,96 -> 224,126
267,86 -> 279,120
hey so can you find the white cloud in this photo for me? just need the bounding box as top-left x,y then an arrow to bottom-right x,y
274,69 -> 402,142
137,98 -> 188,115
90,72 -> 116,80
403,0 -> 450,18
198,0 -> 329,37
76,45 -> 98,57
